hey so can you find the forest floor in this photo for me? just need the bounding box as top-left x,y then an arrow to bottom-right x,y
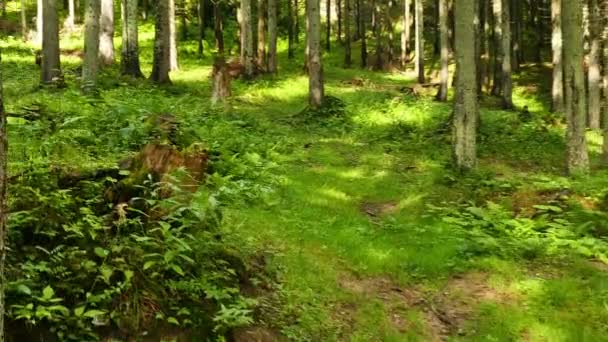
3,12 -> 608,341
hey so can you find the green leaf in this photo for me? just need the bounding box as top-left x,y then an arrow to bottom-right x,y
100,266 -> 113,284
83,309 -> 106,318
42,286 -> 55,300
167,316 -> 180,325
17,284 -> 32,295
74,306 -> 85,317
143,261 -> 156,270
94,247 -> 109,258
171,264 -> 184,276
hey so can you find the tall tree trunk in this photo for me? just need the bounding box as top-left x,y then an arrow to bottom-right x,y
142,0 -> 147,19
41,0 -> 62,84
326,0 -> 331,51
602,5 -> 608,163
511,0 -> 521,71
401,0 -> 410,67
414,0 -> 424,83
288,0 -> 295,58
433,0 -> 440,56
453,0 -> 478,171
99,0 -> 115,66
551,0 -> 564,113
65,0 -> 75,30
491,0 -> 503,96
562,0 -> 589,174
268,0 -> 277,73
337,0 -> 341,42
536,0 -> 545,62
386,0 -> 395,65
83,0 -> 101,92
344,0 -> 351,66
478,0 -> 489,93
372,0 -> 383,70
214,2 -> 224,54
436,0 -> 448,101
197,0 -> 204,58
501,0 -> 512,108
0,47 -> 7,342
168,0 -> 178,70
150,0 -> 171,83
21,0 -> 28,40
36,0 -> 43,46
360,0 -> 367,67
354,0 -> 360,40
258,0 -> 267,69
241,0 -> 254,77
587,0 -> 601,129
121,0 -> 143,77
75,0 -> 80,22
308,0 -> 324,108
295,0 -> 300,43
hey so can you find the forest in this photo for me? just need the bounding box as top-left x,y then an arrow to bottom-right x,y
0,0 -> 608,340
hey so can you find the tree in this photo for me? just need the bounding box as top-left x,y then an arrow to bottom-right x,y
602,1 -> 608,162
20,0 -> 28,40
453,0 -> 478,171
241,0 -> 254,77
121,0 -> 143,77
65,0 -> 76,30
151,0 -> 171,83
197,0 -> 205,57
372,0 -> 383,70
337,0 -> 342,42
214,1 -> 224,54
500,0 -> 512,109
99,0 -> 115,65
258,0 -> 267,69
436,0 -> 448,101
401,0 -> 410,68
551,0 -> 564,113
83,0 -> 101,92
343,0 -> 351,67
41,0 -> 62,85
308,0 -> 324,108
414,0 -> 424,83
295,0 -> 300,42
288,0 -> 295,58
268,0 -> 277,73
359,0 -> 367,67
36,0 -> 43,45
169,0 -> 178,70
562,0 -> 589,173
491,0 -> 503,96
587,0 -> 601,129
326,0 -> 331,51
0,47 -> 7,342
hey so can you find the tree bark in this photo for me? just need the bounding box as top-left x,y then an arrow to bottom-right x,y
551,0 -> 564,113
168,0 -> 178,71
65,0 -> 75,30
36,0 -> 43,46
99,0 -> 115,66
414,0 -> 424,83
372,0 -> 383,70
258,0 -> 267,69
295,0 -> 300,43
83,0 -> 100,92
241,0 -> 254,77
401,0 -> 411,68
586,0 -> 601,129
337,0 -> 341,42
288,0 -> 295,58
501,0 -> 512,108
0,47 -> 7,342
360,0 -> 367,67
142,0 -> 147,19
562,0 -> 589,174
150,0 -> 171,84
386,0 -> 395,65
478,0 -> 489,93
197,0 -> 204,58
268,0 -> 277,73
344,0 -> 351,66
214,1 -> 224,54
308,0 -> 324,108
354,0 -> 360,40
536,0 -> 545,62
436,0 -> 448,101
121,0 -> 143,77
491,0 -> 503,96
41,0 -> 62,85
453,0 -> 478,171
326,0 -> 331,51
21,0 -> 28,40
602,2 -> 608,163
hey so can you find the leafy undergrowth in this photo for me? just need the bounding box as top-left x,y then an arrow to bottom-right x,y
2,14 -> 608,342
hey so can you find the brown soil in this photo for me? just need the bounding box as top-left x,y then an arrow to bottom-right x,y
360,200 -> 399,219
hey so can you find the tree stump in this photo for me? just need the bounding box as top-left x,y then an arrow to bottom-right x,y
211,56 -> 232,104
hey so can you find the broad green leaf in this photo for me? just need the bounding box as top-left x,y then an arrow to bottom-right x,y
42,286 -> 55,300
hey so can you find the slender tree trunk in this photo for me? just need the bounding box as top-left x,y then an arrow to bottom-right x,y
21,0 -> 28,41
354,0 -> 360,40
436,0 -> 448,101
387,0 -> 395,65
197,0 -> 204,58
551,0 -> 564,113
587,0 -> 601,129
337,0 -> 342,42
150,0 -> 171,83
401,0 -> 410,68
414,0 -> 424,83
121,0 -> 143,77
241,0 -> 254,77
41,0 -> 62,84
0,47 -> 7,342
372,0 -> 383,70
288,0 -> 295,58
168,0 -> 178,70
344,0 -> 351,66
453,0 -> 478,171
602,1 -> 608,162
360,0 -> 367,67
491,0 -> 503,96
326,0 -> 331,51
308,0 -> 324,108
75,0 -> 80,22
478,0 -> 489,93
501,0 -> 513,108
295,0 -> 300,43
268,0 -> 277,73
536,0 -> 545,62
142,0 -> 147,19
214,2 -> 224,54
562,0 -> 589,174
83,0 -> 100,92
258,0 -> 267,69
65,0 -> 75,30
36,0 -> 43,46
99,0 -> 115,66
433,0 -> 440,56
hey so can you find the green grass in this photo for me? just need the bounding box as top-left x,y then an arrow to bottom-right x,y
2,10 -> 608,341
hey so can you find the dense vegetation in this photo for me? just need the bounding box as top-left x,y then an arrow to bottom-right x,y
0,0 -> 608,341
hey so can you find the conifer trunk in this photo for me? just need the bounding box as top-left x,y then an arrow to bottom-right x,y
41,0 -> 62,84
601,1 -> 608,162
21,0 -> 28,40
197,0 -> 204,57
308,0 -> 324,108
169,0 -> 178,70
401,0 -> 410,67
150,0 -> 171,83
99,0 -> 115,65
268,0 -> 278,73
551,0 -> 564,113
414,0 -> 424,82
288,0 -> 295,58
65,0 -> 75,30
587,0 -> 601,129
326,0 -> 331,51
121,0 -> 143,77
436,0 -> 448,101
501,0 -> 512,108
83,0 -> 101,92
36,0 -> 43,46
214,2 -> 224,54
344,0 -> 351,66
258,0 -> 267,69
0,47 -> 8,342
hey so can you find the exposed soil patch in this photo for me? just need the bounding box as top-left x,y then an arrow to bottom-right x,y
360,200 -> 399,219
231,326 -> 287,342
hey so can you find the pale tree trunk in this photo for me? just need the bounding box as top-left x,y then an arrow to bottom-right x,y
308,0 -> 324,108
99,0 -> 115,66
150,0 -> 171,83
344,0 -> 351,66
436,0 -> 448,101
121,0 -> 143,77
587,0 -> 601,129
240,0 -> 254,77
501,0 -> 512,108
0,47 -> 7,342
168,0 -> 178,70
491,0 -> 503,96
65,0 -> 75,30
36,0 -> 43,46
326,0 -> 331,51
258,0 -> 267,69
211,57 -> 231,104
401,0 -> 410,68
41,0 -> 62,84
268,0 -> 277,73
480,0 -> 490,92
551,0 -> 564,113
602,1 -> 608,163
83,0 -> 100,93
21,0 -> 28,41
414,0 -> 424,83
453,0 -> 478,171
562,0 -> 589,174
197,0 -> 204,58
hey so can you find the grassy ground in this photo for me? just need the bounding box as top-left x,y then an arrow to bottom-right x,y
2,9 -> 608,341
